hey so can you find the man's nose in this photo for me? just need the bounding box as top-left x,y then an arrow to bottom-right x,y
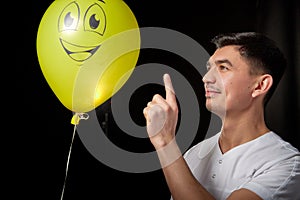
202,67 -> 216,84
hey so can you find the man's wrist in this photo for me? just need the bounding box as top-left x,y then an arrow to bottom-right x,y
156,139 -> 182,168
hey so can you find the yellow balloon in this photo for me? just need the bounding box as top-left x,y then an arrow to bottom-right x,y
36,0 -> 140,121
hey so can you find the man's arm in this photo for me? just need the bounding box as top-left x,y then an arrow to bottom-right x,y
144,74 -> 262,200
156,139 -> 216,200
227,189 -> 262,200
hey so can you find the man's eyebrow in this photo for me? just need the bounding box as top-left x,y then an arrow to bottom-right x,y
215,59 -> 233,67
206,59 -> 233,67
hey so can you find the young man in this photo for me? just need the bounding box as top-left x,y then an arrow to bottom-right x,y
143,32 -> 300,199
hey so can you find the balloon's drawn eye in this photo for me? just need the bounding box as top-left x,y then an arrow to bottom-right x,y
58,2 -> 80,31
89,14 -> 100,29
84,3 -> 106,35
64,12 -> 74,27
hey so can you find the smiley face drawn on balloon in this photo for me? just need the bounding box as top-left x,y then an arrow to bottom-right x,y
37,0 -> 140,113
58,1 -> 106,63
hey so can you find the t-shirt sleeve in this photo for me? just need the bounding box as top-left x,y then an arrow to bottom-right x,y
241,155 -> 300,200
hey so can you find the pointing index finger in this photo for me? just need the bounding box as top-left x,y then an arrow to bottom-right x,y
163,73 -> 176,104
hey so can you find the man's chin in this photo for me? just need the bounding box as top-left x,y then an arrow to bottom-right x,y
206,102 -> 225,118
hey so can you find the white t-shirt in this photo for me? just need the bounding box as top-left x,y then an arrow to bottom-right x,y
183,131 -> 300,200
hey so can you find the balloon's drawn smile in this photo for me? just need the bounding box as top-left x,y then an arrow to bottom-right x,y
60,38 -> 101,62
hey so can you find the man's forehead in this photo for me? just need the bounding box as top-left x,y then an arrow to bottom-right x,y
208,45 -> 241,63
214,45 -> 241,55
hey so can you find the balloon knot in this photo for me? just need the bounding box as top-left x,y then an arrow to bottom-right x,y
71,113 -> 89,125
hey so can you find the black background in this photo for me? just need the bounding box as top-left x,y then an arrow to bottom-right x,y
8,0 -> 299,199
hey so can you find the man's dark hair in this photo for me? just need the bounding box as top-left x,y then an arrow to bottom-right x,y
211,32 -> 287,106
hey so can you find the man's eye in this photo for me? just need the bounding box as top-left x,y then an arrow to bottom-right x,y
219,65 -> 228,71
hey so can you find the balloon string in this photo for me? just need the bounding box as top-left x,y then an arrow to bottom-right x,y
60,124 -> 77,200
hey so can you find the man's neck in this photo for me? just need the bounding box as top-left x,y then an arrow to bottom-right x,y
218,109 -> 269,154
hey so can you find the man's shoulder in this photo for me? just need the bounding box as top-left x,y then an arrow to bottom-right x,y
259,131 -> 300,154
184,132 -> 221,159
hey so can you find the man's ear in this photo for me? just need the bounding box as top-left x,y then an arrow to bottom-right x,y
252,74 -> 273,98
